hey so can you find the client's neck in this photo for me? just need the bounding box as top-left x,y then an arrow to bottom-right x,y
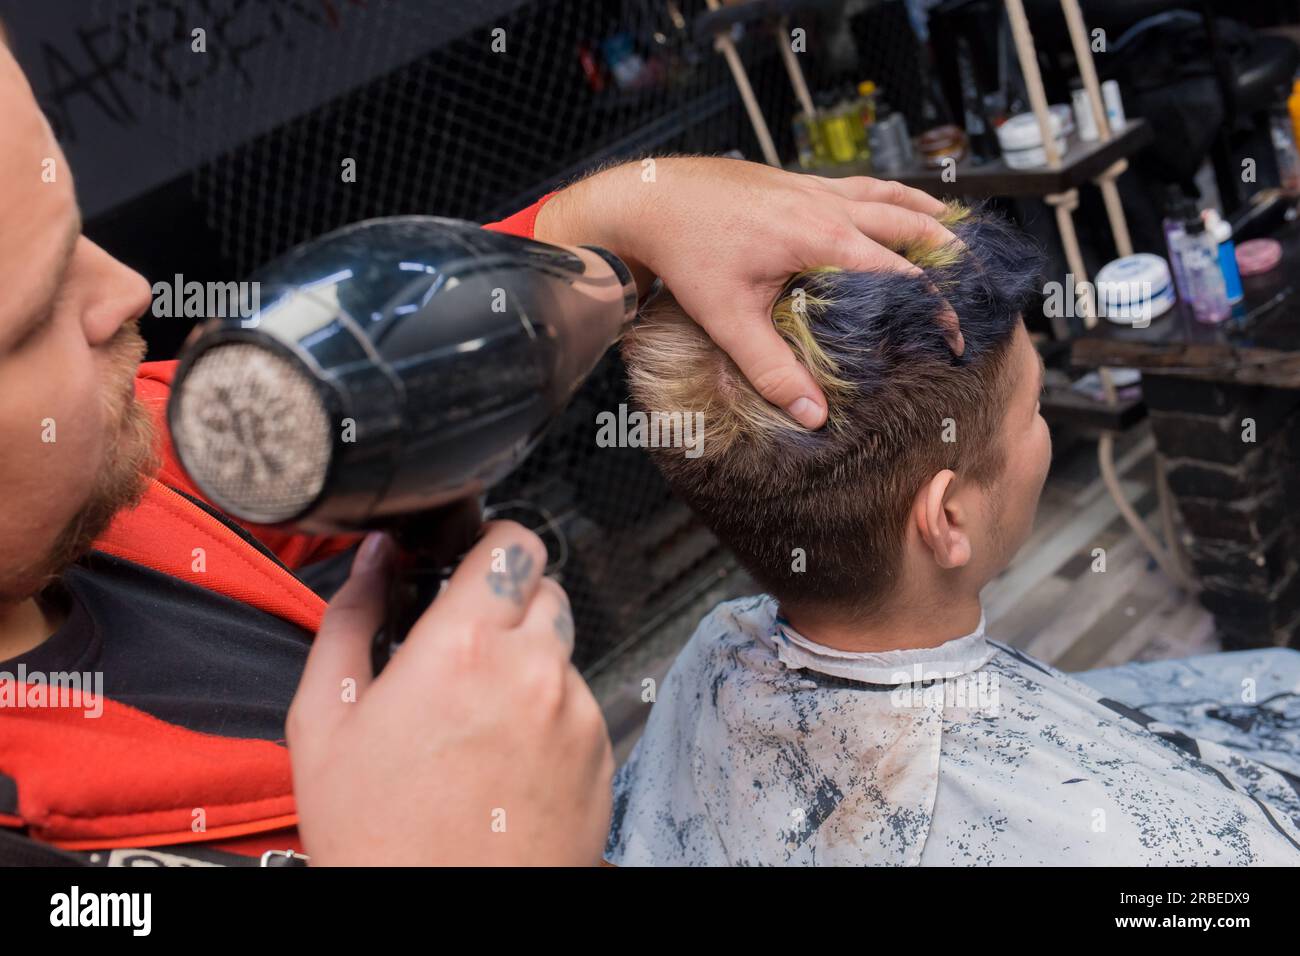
783,585 -> 984,655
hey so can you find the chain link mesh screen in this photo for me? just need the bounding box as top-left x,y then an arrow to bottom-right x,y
69,0 -> 922,672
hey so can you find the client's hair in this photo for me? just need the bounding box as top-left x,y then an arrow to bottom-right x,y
622,203 -> 1044,618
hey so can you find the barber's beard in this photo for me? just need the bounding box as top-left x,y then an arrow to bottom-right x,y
28,321 -> 159,593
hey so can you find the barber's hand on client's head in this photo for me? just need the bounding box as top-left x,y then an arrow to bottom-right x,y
536,156 -> 962,429
287,523 -> 613,866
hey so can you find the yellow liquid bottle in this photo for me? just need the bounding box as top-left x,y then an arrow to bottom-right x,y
1289,79 -> 1300,156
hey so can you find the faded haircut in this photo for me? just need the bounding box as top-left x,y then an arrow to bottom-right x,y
621,203 -> 1044,619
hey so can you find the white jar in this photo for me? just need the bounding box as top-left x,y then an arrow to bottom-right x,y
997,112 -> 1067,168
1096,253 -> 1175,326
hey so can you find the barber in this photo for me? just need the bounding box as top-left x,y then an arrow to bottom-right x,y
288,157 -> 958,865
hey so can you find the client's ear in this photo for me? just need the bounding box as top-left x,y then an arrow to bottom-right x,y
912,470 -> 972,570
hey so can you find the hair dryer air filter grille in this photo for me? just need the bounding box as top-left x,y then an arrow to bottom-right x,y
171,343 -> 334,524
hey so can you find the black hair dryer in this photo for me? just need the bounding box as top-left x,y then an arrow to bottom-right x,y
166,216 -> 637,670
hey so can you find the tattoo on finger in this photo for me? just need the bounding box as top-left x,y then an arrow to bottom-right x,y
554,609 -> 575,646
487,544 -> 535,605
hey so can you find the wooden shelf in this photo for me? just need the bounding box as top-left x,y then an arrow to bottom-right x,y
1035,339 -> 1147,434
795,119 -> 1152,198
1071,218 -> 1300,390
1040,383 -> 1146,435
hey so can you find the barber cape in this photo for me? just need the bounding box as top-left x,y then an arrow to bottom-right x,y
605,596 -> 1300,866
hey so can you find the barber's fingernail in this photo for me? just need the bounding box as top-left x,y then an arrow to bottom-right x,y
944,322 -> 965,356
354,532 -> 389,574
787,397 -> 823,429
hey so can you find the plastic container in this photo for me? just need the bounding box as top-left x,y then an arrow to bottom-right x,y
1101,79 -> 1125,129
1270,104 -> 1300,192
1236,237 -> 1282,276
851,82 -> 876,168
1071,84 -> 1099,141
997,111 -> 1066,168
1095,254 -> 1176,325
916,124 -> 967,169
1173,217 -> 1230,324
846,87 -> 872,163
1202,209 -> 1243,304
870,110 -> 911,173
856,80 -> 878,128
818,92 -> 860,164
1161,185 -> 1197,301
1050,103 -> 1074,137
1289,79 -> 1300,157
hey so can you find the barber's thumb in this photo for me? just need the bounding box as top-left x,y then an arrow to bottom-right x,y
719,317 -> 828,430
753,357 -> 827,430
294,533 -> 391,732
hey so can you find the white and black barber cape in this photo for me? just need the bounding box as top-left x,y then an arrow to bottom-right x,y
605,596 -> 1300,865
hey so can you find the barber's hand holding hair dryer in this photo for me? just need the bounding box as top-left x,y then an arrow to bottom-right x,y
167,158 -> 958,865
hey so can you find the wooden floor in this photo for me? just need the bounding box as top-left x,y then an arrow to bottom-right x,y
590,422 -> 1215,761
986,425 -> 1216,669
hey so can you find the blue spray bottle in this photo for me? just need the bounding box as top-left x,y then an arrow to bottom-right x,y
1202,209 -> 1243,304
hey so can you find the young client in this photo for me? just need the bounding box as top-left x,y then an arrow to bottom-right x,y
606,205 -> 1300,865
